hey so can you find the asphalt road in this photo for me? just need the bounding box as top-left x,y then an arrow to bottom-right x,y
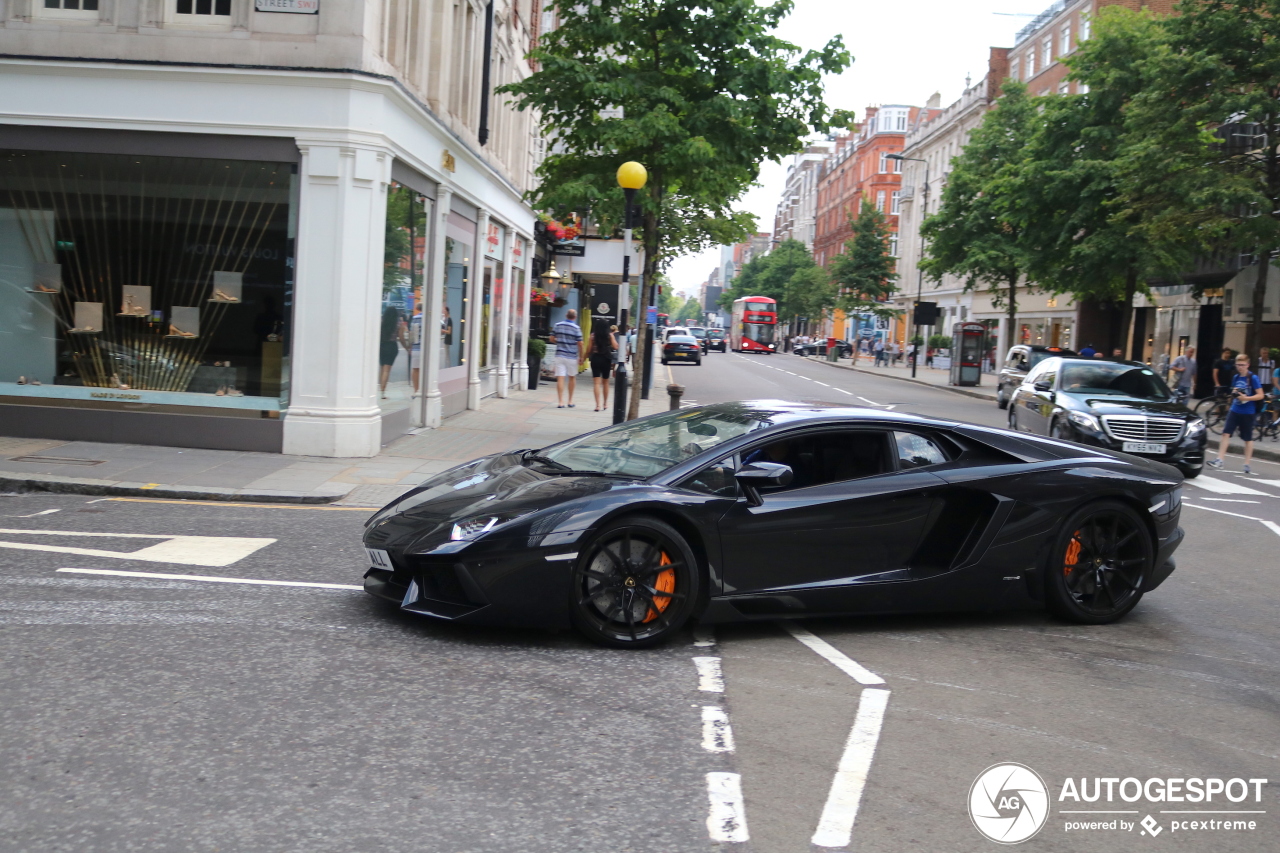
1,351 -> 1276,852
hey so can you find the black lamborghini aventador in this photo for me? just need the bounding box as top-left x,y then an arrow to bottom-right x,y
362,401 -> 1184,647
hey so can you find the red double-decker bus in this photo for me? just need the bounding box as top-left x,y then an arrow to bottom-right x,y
730,296 -> 778,353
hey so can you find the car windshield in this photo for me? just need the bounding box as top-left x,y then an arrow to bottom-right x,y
709,330 -> 724,339
536,406 -> 772,477
1029,350 -> 1069,368
744,323 -> 776,344
1059,362 -> 1174,400
688,328 -> 707,338
667,335 -> 696,344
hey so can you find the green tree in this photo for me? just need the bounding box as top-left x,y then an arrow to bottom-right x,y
1016,7 -> 1194,353
383,186 -> 425,293
1118,0 -> 1280,356
501,0 -> 851,418
676,296 -> 706,325
921,82 -> 1040,342
720,239 -> 832,329
829,198 -> 899,319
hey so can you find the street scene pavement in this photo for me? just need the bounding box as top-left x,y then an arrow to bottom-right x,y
4,350 -> 1276,852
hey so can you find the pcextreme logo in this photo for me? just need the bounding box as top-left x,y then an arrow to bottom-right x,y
969,763 -> 1051,844
969,764 -> 1269,844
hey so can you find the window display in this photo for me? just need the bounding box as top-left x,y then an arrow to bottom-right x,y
0,149 -> 294,410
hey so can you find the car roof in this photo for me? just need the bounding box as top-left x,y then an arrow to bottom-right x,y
692,399 -> 954,428
667,334 -> 696,342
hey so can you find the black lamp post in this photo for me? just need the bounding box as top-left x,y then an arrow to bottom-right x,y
887,153 -> 929,378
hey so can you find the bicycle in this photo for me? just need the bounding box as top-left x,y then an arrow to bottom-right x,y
1256,392 -> 1280,441
1194,388 -> 1233,435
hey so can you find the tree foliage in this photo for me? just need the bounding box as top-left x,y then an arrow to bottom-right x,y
719,239 -> 833,325
829,198 -> 898,319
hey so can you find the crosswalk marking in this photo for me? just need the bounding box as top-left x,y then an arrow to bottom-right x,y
1185,475 -> 1272,496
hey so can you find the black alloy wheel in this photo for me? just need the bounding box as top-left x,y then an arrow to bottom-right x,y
1007,405 -> 1019,431
570,516 -> 700,648
1046,500 -> 1152,624
996,384 -> 1009,410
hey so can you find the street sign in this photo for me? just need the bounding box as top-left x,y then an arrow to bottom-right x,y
646,306 -> 657,324
859,328 -> 875,338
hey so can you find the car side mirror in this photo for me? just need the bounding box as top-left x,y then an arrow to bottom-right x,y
1033,380 -> 1053,392
735,462 -> 793,506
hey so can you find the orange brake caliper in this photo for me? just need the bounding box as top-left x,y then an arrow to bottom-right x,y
643,552 -> 677,623
1064,531 -> 1083,577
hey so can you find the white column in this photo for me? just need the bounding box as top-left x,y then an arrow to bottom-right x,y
283,141 -> 390,458
467,208 -> 491,410
496,223 -> 515,398
512,234 -> 533,390
420,187 -> 452,429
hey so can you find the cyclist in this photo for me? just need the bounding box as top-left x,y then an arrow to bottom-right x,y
1207,353 -> 1265,475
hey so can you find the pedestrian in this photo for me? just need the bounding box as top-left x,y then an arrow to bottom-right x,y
1207,353 -> 1264,475
408,291 -> 424,394
589,320 -> 618,412
890,340 -> 900,365
1170,346 -> 1196,397
1257,347 -> 1275,393
925,346 -> 934,368
874,337 -> 885,366
378,303 -> 406,399
550,308 -> 584,408
1111,348 -> 1124,360
1079,342 -> 1097,358
1212,348 -> 1235,392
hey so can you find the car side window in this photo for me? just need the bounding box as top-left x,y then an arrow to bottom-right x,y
893,432 -> 949,470
678,455 -> 740,498
743,430 -> 893,493
1004,349 -> 1022,370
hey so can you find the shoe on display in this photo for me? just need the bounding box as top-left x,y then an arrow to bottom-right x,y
1207,458 -> 1224,469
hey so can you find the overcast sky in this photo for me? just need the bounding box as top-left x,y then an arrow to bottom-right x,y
665,0 -> 1057,298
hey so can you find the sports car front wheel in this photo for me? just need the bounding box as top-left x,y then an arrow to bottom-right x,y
570,516 -> 700,648
1047,500 -> 1152,624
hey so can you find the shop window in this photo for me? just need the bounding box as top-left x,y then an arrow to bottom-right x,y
176,0 -> 232,15
380,183 -> 428,406
0,149 -> 295,410
443,231 -> 472,369
43,0 -> 99,9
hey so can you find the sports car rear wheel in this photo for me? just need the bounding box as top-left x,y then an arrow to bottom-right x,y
570,516 -> 700,648
1047,500 -> 1152,624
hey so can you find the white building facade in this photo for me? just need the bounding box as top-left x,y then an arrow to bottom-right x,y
773,141 -> 832,251
0,0 -> 539,458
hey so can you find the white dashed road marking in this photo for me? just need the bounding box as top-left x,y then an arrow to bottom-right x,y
57,567 -> 362,590
693,655 -> 726,692
1186,476 -> 1271,496
1184,504 -> 1280,540
706,771 -> 750,843
781,622 -> 886,685
701,706 -> 735,753
0,529 -> 275,567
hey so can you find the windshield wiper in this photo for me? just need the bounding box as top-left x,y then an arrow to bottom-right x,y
523,451 -> 571,471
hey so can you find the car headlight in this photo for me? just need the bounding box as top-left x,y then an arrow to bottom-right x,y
1186,418 -> 1206,437
450,512 -> 529,541
1068,410 -> 1101,431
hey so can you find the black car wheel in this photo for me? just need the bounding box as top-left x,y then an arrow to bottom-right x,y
694,357 -> 702,366
1051,417 -> 1074,441
1046,500 -> 1151,624
1177,465 -> 1202,480
570,516 -> 701,648
1007,405 -> 1019,431
660,358 -> 668,365
996,384 -> 1009,410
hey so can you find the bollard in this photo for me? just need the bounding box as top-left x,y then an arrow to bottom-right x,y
667,383 -> 684,411
612,365 -> 628,424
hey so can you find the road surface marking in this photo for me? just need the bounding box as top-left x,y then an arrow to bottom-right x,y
1245,478 -> 1280,489
836,388 -> 854,395
56,567 -> 362,590
1184,503 -> 1280,540
1201,498 -> 1260,504
811,688 -> 891,849
9,509 -> 60,518
814,381 -> 831,387
104,497 -> 377,511
701,706 -> 735,753
1186,475 -> 1271,496
0,529 -> 274,566
781,622 -> 886,685
693,626 -> 716,647
693,656 -> 725,692
706,772 -> 749,843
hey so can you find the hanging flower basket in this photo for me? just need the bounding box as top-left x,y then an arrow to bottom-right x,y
530,287 -> 556,306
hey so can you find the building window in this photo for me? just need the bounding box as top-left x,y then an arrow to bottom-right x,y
1026,49 -> 1036,78
876,190 -> 886,211
1060,24 -> 1072,54
1011,57 -> 1021,82
43,0 -> 100,8
890,190 -> 901,214
1078,81 -> 1090,95
1058,80 -> 1070,95
893,156 -> 902,173
1080,14 -> 1091,41
889,234 -> 899,257
1041,36 -> 1053,70
176,0 -> 232,14
878,152 -> 888,173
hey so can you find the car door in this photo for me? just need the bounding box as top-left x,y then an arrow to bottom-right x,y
1017,362 -> 1057,434
716,427 -> 947,602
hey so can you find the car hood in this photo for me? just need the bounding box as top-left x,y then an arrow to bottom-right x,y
364,452 -> 626,552
1063,395 -> 1192,418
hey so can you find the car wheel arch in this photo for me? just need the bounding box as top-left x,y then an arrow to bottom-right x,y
1040,493 -> 1160,585
582,503 -> 714,609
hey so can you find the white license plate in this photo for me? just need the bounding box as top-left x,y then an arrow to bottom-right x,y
1122,442 -> 1167,454
365,548 -> 393,570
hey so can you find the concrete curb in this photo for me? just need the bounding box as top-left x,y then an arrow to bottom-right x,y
0,471 -> 351,504
798,355 -> 998,402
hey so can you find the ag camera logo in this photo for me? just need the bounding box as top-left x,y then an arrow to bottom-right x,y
969,763 -> 1050,844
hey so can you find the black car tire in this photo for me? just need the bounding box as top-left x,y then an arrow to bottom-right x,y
1051,417 -> 1074,441
996,385 -> 1009,410
1045,499 -> 1151,624
570,515 -> 701,648
1177,465 -> 1202,480
694,357 -> 701,366
1007,405 -> 1019,431
660,358 -> 668,365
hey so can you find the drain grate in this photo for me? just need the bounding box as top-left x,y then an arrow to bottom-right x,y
8,455 -> 106,466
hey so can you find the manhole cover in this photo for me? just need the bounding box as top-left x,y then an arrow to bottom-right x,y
9,455 -> 105,466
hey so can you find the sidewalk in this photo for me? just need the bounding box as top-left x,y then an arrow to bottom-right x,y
0,377 -> 665,507
798,353 -> 1280,464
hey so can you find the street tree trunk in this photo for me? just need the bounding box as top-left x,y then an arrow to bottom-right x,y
1249,250 -> 1269,358
627,179 -> 664,421
1116,267 -> 1139,358
1006,271 -> 1019,353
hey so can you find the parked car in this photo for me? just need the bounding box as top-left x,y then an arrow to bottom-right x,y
362,401 -> 1186,647
995,345 -> 1078,409
661,334 -> 702,366
1007,356 -> 1206,479
794,338 -> 853,358
707,328 -> 727,352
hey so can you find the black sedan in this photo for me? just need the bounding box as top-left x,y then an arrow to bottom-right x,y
794,338 -> 853,358
707,329 -> 727,352
1007,357 -> 1206,478
363,402 -> 1184,648
660,334 -> 702,365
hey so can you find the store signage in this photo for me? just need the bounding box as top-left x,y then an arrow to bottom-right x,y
553,242 -> 586,257
255,0 -> 319,13
512,237 -> 524,262
485,222 -> 505,260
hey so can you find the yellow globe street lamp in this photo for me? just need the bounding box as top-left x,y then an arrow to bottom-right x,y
616,161 -> 648,190
617,162 -> 647,420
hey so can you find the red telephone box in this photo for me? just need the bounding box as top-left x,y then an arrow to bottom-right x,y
950,322 -> 985,386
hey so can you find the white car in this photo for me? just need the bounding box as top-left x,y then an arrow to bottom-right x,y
663,326 -> 689,342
